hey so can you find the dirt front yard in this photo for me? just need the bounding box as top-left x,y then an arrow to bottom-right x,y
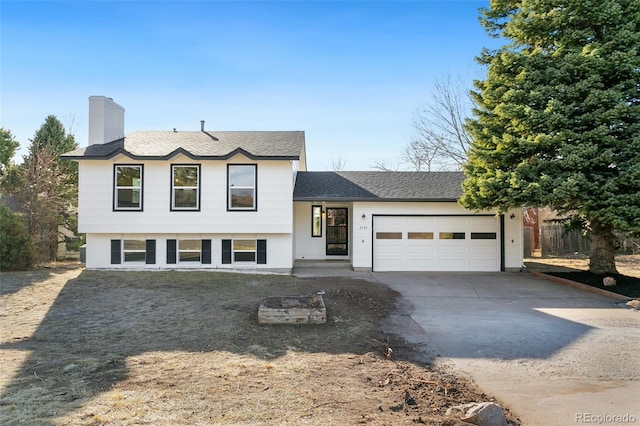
0,266 -> 519,425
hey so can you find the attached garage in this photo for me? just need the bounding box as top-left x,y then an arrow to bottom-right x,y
294,171 -> 522,272
373,215 -> 501,272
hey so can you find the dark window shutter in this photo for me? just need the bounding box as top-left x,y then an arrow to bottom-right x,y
146,240 -> 156,264
257,239 -> 267,264
202,239 -> 212,264
110,240 -> 121,264
222,239 -> 232,264
167,239 -> 177,264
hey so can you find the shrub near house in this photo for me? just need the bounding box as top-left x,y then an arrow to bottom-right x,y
0,205 -> 33,271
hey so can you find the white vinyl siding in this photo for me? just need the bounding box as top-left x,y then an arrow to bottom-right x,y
78,157 -> 293,235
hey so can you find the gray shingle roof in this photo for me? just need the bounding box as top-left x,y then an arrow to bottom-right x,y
293,171 -> 465,201
62,131 -> 305,160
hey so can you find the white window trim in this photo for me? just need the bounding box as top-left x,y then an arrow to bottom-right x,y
228,164 -> 257,211
232,239 -> 257,263
122,239 -> 146,263
178,239 -> 202,263
114,165 -> 143,211
171,164 -> 200,211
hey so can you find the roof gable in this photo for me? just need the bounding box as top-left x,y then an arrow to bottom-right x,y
293,171 -> 465,201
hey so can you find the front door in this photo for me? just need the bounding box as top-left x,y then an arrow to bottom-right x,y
326,208 -> 348,255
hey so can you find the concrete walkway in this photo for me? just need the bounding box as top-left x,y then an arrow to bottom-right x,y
293,265 -> 640,425
372,271 -> 640,426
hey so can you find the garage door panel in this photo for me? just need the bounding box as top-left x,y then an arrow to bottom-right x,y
373,216 -> 500,272
376,217 -> 404,228
406,258 -> 435,268
437,217 -> 466,227
468,243 -> 498,257
437,258 -> 467,270
437,244 -> 467,256
467,217 -> 498,232
469,259 -> 499,271
407,216 -> 435,227
375,259 -> 407,269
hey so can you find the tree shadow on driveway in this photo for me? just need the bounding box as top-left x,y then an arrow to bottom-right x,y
373,271 -> 606,360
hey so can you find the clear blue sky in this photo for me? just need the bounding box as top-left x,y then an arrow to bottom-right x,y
1,0 -> 495,170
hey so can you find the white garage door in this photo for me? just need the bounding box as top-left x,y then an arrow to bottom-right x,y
373,216 -> 500,272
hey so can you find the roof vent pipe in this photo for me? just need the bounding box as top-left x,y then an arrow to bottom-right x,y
200,120 -> 205,132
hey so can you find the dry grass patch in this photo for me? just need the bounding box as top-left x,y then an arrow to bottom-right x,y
1,267 -> 519,425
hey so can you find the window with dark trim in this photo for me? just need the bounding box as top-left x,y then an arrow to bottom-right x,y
439,232 -> 466,240
123,239 -> 146,262
114,165 -> 143,211
222,239 -> 267,264
312,205 -> 322,237
228,164 -> 257,210
111,239 -> 155,264
171,165 -> 200,210
178,239 -> 201,262
233,239 -> 256,262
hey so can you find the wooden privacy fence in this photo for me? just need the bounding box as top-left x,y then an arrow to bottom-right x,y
523,226 -> 534,258
540,224 -> 590,256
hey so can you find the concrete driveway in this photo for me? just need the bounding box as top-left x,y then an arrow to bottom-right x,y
371,271 -> 640,426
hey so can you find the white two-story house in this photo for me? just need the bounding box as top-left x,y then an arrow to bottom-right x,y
63,96 -> 523,272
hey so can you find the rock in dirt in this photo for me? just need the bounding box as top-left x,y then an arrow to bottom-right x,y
603,276 -> 617,287
626,300 -> 640,310
403,390 -> 417,406
446,402 -> 507,426
63,363 -> 80,373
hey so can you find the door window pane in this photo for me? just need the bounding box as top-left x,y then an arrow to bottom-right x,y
312,205 -> 322,237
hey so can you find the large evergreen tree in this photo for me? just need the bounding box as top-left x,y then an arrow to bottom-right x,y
461,0 -> 640,274
0,127 -> 20,176
3,116 -> 78,263
27,115 -> 77,158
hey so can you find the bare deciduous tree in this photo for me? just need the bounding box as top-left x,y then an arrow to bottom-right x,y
4,147 -> 75,263
401,138 -> 441,171
371,159 -> 400,172
372,75 -> 474,171
411,75 -> 473,170
331,156 -> 347,171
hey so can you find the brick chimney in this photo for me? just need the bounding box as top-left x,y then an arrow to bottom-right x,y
88,96 -> 125,145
